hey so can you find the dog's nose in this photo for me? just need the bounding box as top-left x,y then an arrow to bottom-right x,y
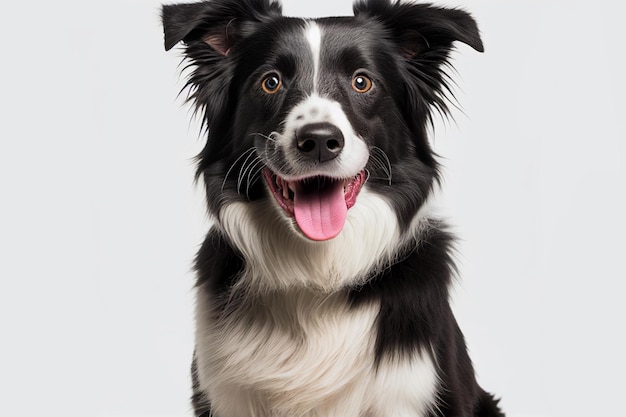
295,123 -> 345,163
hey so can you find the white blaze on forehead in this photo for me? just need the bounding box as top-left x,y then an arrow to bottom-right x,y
304,21 -> 322,93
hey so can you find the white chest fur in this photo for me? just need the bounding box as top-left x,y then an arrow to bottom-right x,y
197,188 -> 439,415
218,188 -> 404,293
194,288 -> 439,417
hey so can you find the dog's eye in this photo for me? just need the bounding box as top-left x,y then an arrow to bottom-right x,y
352,74 -> 372,93
262,74 -> 282,94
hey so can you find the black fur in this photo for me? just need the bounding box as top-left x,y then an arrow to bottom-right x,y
349,226 -> 502,416
162,0 -> 503,415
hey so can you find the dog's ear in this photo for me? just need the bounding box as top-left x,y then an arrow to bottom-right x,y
162,0 -> 282,53
353,0 -> 484,57
354,0 -> 483,164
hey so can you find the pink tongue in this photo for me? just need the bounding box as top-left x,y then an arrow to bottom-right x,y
294,180 -> 347,241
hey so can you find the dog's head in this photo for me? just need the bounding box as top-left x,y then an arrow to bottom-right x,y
163,0 -> 482,242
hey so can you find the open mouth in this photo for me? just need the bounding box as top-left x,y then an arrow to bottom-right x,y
263,169 -> 367,241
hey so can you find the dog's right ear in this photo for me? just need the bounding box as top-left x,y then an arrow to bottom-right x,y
162,0 -> 282,53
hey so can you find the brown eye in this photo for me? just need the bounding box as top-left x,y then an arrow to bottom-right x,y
352,74 -> 372,93
262,73 -> 282,94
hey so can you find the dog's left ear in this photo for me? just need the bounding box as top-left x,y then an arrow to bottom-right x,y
162,0 -> 283,53
353,0 -> 484,58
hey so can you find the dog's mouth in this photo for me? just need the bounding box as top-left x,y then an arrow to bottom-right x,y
263,169 -> 367,241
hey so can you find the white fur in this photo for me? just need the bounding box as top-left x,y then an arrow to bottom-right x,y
195,285 -> 439,417
194,187 -> 439,415
195,289 -> 380,417
305,22 -> 322,92
368,352 -> 441,417
218,186 -> 403,293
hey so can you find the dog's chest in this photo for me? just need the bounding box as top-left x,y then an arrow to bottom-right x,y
195,282 -> 441,417
195,288 -> 381,415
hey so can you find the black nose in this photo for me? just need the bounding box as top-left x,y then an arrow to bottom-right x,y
295,123 -> 345,163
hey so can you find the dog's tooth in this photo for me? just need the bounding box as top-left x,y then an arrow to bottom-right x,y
276,177 -> 288,199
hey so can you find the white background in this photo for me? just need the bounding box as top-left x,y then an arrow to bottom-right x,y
1,1 -> 624,416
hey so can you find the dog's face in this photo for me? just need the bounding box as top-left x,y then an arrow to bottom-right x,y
163,0 -> 483,242
232,19 -> 406,241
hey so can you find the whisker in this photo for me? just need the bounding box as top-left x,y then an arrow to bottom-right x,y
246,159 -> 265,185
245,159 -> 265,199
368,156 -> 389,181
222,148 -> 256,193
249,132 -> 278,143
247,169 -> 265,191
237,153 -> 259,194
369,147 -> 393,185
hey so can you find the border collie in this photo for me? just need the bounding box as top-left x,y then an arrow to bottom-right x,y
162,0 -> 504,415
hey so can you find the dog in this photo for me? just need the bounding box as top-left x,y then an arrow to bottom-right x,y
162,0 -> 504,416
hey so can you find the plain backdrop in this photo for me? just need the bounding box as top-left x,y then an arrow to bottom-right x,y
1,1 -> 625,416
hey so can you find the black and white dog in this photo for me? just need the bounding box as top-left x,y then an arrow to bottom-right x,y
162,0 -> 503,415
